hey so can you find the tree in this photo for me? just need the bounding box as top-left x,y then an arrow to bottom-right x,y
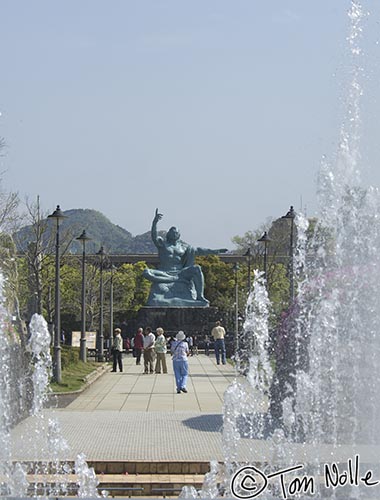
14,196 -> 74,322
0,140 -> 20,234
0,141 -> 25,342
197,255 -> 237,312
195,255 -> 247,331
103,261 -> 150,334
231,218 -> 273,254
0,141 -> 22,324
20,196 -> 48,316
51,259 -> 151,338
0,233 -> 21,318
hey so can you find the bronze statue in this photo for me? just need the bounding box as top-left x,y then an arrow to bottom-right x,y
143,209 -> 227,307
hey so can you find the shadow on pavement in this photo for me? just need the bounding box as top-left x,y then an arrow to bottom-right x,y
182,414 -> 223,432
183,413 -> 273,439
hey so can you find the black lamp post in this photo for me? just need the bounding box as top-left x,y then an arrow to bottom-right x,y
257,231 -> 271,281
97,246 -> 106,361
76,230 -> 91,362
244,247 -> 252,292
233,263 -> 239,354
48,205 -> 67,383
109,265 -> 115,357
282,206 -> 296,302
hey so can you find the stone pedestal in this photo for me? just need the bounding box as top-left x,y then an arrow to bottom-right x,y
127,307 -> 222,337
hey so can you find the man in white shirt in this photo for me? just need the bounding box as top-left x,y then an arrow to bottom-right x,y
111,328 -> 123,372
211,321 -> 226,365
143,327 -> 155,374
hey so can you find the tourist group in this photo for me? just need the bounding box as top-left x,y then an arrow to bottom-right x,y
110,321 -> 227,394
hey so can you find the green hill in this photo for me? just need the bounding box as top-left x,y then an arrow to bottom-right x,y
14,208 -> 158,254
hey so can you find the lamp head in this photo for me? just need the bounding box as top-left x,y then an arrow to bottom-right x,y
257,231 -> 271,243
76,230 -> 91,243
96,246 -> 105,257
48,205 -> 67,222
282,206 -> 296,219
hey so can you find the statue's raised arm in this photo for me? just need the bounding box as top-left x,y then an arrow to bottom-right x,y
151,208 -> 163,248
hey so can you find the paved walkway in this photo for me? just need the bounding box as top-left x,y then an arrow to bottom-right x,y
66,353 -> 234,413
12,353 -> 377,467
11,353 -> 243,462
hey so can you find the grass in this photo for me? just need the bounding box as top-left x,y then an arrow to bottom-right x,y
50,346 -> 104,393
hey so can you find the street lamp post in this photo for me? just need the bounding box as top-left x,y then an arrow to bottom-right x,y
76,230 -> 92,362
109,265 -> 115,357
244,247 -> 252,292
97,246 -> 106,361
257,231 -> 271,281
233,263 -> 239,354
48,205 -> 67,383
282,206 -> 296,302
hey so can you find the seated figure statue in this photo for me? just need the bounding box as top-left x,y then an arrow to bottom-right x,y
143,209 -> 227,307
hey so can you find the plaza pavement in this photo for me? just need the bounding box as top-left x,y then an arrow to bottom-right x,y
11,353 -> 243,463
11,353 -> 378,467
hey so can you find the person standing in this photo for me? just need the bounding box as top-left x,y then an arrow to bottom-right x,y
211,321 -> 226,365
154,327 -> 168,374
193,335 -> 199,355
111,328 -> 123,372
171,331 -> 190,393
167,335 -> 175,351
143,327 -> 155,374
204,335 -> 210,356
186,335 -> 194,356
133,327 -> 144,366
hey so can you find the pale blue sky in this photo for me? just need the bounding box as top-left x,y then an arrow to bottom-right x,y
1,1 -> 380,248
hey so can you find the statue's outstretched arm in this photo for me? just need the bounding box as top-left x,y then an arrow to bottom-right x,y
195,247 -> 229,256
152,208 -> 163,247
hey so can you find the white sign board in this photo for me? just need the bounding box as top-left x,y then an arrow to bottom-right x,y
71,331 -> 97,349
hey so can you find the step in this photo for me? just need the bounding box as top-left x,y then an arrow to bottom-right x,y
89,460 -> 211,475
17,460 -> 212,475
23,472 -> 205,497
9,461 -> 212,497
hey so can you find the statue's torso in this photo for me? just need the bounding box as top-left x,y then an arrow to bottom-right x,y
158,241 -> 187,271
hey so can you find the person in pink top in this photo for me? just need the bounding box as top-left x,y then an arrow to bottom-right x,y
133,327 -> 144,366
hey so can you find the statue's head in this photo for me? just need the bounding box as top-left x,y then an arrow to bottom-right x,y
166,226 -> 180,243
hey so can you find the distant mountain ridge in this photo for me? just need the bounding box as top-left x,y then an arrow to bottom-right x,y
14,208 -> 161,254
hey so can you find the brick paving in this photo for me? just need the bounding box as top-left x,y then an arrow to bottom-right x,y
11,354 -> 242,462
11,353 -> 378,468
10,350 -> 380,498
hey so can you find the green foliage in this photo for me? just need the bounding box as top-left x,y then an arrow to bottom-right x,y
130,261 -> 150,310
60,345 -> 79,369
196,255 -> 247,320
231,216 -> 295,326
111,264 -> 136,311
0,233 -> 19,315
60,260 -> 82,316
197,255 -> 233,311
231,230 -> 260,253
58,260 -> 150,332
267,263 -> 290,327
15,257 -> 29,317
